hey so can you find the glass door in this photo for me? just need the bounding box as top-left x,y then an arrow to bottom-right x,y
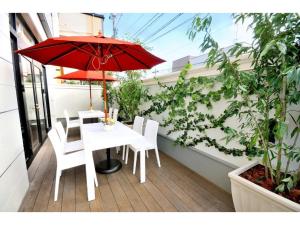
33,66 -> 47,141
10,13 -> 51,166
20,57 -> 40,152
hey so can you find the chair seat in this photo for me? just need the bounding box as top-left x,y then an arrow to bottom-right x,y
61,149 -> 86,169
64,140 -> 84,153
129,137 -> 155,152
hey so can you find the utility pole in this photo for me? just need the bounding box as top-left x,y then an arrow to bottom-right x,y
109,13 -> 118,37
152,68 -> 158,76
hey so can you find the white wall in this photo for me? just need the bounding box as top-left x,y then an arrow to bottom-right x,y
52,84 -> 104,118
0,13 -> 29,211
141,58 -> 300,170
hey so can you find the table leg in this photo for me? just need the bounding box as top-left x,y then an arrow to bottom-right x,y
80,117 -> 83,140
95,148 -> 122,174
85,148 -> 95,201
140,149 -> 145,183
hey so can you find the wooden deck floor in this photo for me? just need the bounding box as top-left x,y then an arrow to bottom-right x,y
19,132 -> 234,212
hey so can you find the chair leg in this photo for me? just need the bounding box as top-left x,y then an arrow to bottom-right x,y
54,169 -> 61,201
154,147 -> 161,167
133,151 -> 137,174
65,127 -> 69,141
94,170 -> 98,187
125,146 -> 129,164
122,145 -> 126,160
146,150 -> 149,158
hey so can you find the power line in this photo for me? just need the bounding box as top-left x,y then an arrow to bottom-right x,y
146,14 -> 198,44
126,14 -> 144,32
153,19 -> 234,56
143,13 -> 183,43
115,13 -> 123,28
130,14 -> 160,38
132,13 -> 164,39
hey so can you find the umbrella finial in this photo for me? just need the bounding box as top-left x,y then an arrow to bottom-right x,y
97,32 -> 104,38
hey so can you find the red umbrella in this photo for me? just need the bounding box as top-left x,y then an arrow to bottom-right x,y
55,70 -> 117,110
17,32 -> 165,121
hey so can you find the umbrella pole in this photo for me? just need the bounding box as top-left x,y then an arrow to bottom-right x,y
95,70 -> 122,174
89,80 -> 93,110
102,70 -> 108,122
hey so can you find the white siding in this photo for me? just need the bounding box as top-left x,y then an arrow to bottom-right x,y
0,84 -> 18,112
0,110 -> 24,176
0,13 -> 29,212
0,152 -> 28,211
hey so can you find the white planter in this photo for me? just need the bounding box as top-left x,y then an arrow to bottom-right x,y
228,161 -> 300,212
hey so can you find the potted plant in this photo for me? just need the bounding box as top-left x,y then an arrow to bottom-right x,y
187,13 -> 300,211
110,70 -> 148,125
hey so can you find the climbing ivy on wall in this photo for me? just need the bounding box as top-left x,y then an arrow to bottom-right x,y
142,63 -> 261,157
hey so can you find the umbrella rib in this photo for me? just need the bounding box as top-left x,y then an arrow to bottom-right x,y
17,41 -> 71,53
87,43 -> 98,55
45,43 -> 87,64
85,54 -> 94,70
114,45 -> 151,69
108,48 -> 123,71
70,43 -> 99,58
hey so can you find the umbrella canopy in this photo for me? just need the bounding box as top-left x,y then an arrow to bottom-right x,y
16,33 -> 165,71
55,70 -> 117,110
17,32 -> 165,121
55,70 -> 117,81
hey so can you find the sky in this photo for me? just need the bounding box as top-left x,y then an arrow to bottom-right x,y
101,13 -> 253,77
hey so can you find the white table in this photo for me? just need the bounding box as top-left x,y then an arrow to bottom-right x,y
78,110 -> 105,125
82,122 -> 146,201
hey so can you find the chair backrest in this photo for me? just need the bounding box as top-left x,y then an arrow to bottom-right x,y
133,116 -> 144,134
113,108 -> 118,121
48,128 -> 63,162
108,108 -> 113,118
55,121 -> 66,143
64,110 -> 70,126
144,119 -> 159,147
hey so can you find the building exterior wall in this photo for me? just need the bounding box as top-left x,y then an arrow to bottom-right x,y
51,84 -> 104,119
0,13 -> 29,211
58,13 -> 104,37
0,13 -> 55,211
51,13 -> 106,120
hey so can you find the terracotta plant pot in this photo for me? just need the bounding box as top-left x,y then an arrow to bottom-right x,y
228,161 -> 300,212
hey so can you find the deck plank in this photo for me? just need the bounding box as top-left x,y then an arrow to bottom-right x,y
61,169 -> 76,212
32,153 -> 56,212
115,170 -> 148,212
107,173 -> 134,212
122,166 -> 162,212
20,144 -> 53,212
47,174 -> 64,212
75,166 -> 91,212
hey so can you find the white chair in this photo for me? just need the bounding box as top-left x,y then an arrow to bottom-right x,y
112,108 -> 118,121
48,128 -> 98,201
64,110 -> 80,139
108,108 -> 113,118
132,116 -> 144,134
125,119 -> 161,174
55,121 -> 84,153
118,116 -> 144,160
